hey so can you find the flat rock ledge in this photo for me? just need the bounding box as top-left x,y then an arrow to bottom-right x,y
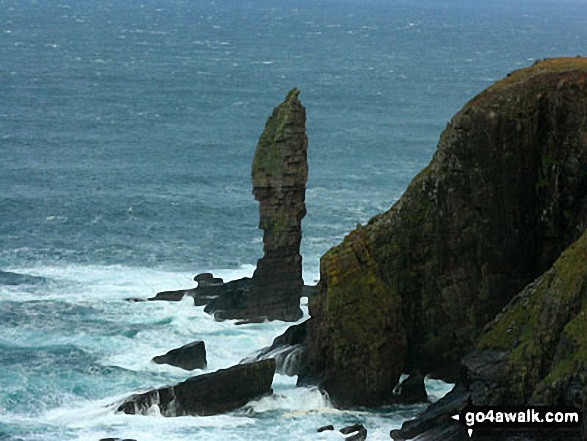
117,359 -> 275,417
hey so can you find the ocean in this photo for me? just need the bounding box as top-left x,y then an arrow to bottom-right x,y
1,0 -> 586,439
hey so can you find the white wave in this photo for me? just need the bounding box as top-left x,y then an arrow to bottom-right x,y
243,385 -> 332,414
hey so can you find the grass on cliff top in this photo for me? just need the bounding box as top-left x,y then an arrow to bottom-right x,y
465,57 -> 587,110
492,57 -> 587,89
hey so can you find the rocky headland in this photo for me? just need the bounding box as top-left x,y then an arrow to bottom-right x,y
245,58 -> 587,441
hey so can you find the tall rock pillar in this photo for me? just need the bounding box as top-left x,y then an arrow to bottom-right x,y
194,88 -> 309,321
250,88 -> 308,320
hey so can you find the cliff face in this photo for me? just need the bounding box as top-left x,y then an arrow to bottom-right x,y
302,58 -> 587,407
466,227 -> 587,413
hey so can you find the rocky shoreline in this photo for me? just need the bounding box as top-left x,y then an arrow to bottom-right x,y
120,58 -> 587,440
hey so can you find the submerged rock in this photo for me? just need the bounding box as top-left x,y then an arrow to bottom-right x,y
152,340 -> 207,371
301,58 -> 587,407
99,438 -> 137,441
117,359 -> 275,417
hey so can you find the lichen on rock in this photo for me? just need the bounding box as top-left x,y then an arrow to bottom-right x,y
301,57 -> 587,407
201,88 -> 308,322
466,227 -> 587,413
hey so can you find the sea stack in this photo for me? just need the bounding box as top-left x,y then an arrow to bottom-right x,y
299,58 -> 587,407
250,87 -> 308,320
195,89 -> 308,321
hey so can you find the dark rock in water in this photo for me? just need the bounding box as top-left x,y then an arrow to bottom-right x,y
391,373 -> 428,405
99,438 -> 137,441
409,421 -> 469,441
340,424 -> 368,441
317,425 -> 334,432
271,320 -> 308,347
302,58 -> 587,407
393,383 -> 469,440
241,320 -> 308,375
125,297 -> 146,303
117,359 -> 275,417
152,341 -> 207,371
149,272 -> 226,305
148,289 -> 190,302
0,270 -> 46,286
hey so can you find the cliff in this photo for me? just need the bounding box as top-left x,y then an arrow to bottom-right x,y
301,58 -> 587,407
462,227 -> 587,436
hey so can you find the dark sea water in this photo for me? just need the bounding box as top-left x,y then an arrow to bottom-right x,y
1,0 -> 586,440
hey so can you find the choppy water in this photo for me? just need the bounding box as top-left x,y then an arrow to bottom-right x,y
1,0 -> 586,440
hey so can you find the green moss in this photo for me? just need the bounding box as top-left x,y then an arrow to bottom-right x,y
540,310 -> 587,385
476,230 -> 587,401
252,88 -> 301,186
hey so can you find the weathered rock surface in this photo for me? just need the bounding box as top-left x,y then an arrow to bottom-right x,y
462,227 -> 587,438
149,89 -> 309,322
241,320 -> 308,376
152,340 -> 207,371
301,58 -> 587,407
205,88 -> 308,321
394,218 -> 587,440
117,359 -> 275,417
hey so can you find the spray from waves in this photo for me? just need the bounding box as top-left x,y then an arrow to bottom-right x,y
242,344 -> 306,377
0,262 -> 453,441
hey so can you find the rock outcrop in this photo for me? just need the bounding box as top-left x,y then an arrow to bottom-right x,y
392,229 -> 587,439
117,359 -> 275,417
152,340 -> 207,371
149,89 -> 309,322
205,88 -> 308,321
241,320 -> 307,376
460,227 -> 587,439
300,58 -> 587,407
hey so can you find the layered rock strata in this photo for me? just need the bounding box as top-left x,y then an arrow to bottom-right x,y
301,58 -> 587,406
117,359 -> 275,417
205,88 -> 308,321
151,89 -> 309,322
